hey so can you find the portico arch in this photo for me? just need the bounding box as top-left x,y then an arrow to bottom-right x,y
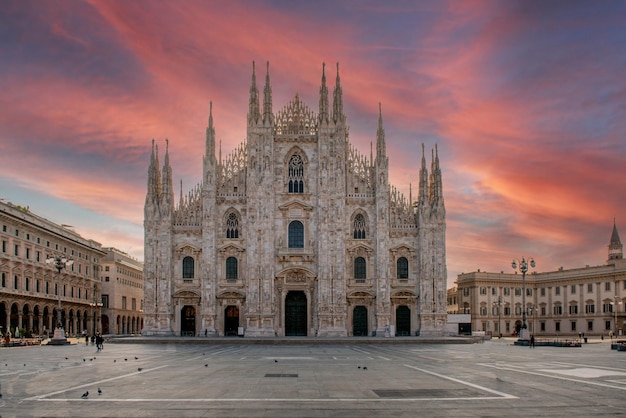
173,290 -> 201,337
216,290 -> 246,336
275,267 -> 316,337
391,290 -> 418,336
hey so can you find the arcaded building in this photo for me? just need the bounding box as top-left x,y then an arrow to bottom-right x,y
0,200 -> 105,337
143,63 -> 448,337
99,247 -> 144,335
455,222 -> 625,337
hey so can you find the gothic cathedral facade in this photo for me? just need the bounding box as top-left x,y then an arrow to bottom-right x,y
143,62 -> 448,337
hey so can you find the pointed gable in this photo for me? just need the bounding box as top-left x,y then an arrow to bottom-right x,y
274,94 -> 318,136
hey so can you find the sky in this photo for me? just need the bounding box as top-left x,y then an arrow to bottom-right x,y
1,0 -> 625,287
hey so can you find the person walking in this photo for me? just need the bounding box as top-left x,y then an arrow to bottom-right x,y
530,334 -> 535,348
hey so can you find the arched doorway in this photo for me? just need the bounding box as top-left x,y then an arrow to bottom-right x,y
396,305 -> 410,336
353,306 -> 368,336
101,315 -> 110,334
10,303 -> 19,333
181,305 -> 196,336
224,306 -> 239,336
285,291 -> 307,336
43,307 -> 50,335
0,302 -> 7,335
33,305 -> 40,335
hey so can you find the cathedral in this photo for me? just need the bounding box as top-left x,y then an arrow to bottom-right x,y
142,62 -> 448,337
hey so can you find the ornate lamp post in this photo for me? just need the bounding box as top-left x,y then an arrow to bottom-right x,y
90,283 -> 103,336
612,296 -> 623,337
45,255 -> 74,345
511,257 -> 535,341
493,296 -> 503,338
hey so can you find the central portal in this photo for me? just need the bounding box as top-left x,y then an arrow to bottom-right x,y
181,305 -> 196,336
224,306 -> 239,336
285,291 -> 307,336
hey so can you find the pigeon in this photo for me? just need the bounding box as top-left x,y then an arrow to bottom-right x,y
204,364 -> 208,367
357,366 -> 361,369
363,366 -> 367,370
137,367 -> 143,371
83,358 -> 86,362
274,360 -> 278,363
81,391 -> 89,398
134,356 -> 139,360
65,357 -> 69,360
124,358 -> 128,361
113,359 -> 116,363
97,388 -> 102,395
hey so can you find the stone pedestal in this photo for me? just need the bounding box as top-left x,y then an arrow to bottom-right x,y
48,327 -> 68,345
518,327 -> 529,341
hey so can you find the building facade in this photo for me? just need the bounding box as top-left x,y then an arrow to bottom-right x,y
143,62 -> 448,337
99,247 -> 144,335
455,222 -> 625,337
0,201 -> 105,338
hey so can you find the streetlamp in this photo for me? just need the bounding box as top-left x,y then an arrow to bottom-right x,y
45,255 -> 74,345
612,296 -> 623,337
512,257 -> 535,340
530,304 -> 538,336
90,283 -> 103,336
493,296 -> 503,338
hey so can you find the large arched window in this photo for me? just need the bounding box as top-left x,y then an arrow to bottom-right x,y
353,213 -> 366,239
397,257 -> 408,279
354,257 -> 366,280
182,256 -> 194,279
288,154 -> 304,193
226,257 -> 238,280
226,212 -> 239,238
288,221 -> 304,248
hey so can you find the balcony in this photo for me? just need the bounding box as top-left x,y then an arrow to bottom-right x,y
277,246 -> 315,263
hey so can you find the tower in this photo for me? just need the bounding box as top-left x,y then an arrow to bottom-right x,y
608,220 -> 623,263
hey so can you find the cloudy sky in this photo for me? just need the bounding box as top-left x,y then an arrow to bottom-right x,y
1,0 -> 624,286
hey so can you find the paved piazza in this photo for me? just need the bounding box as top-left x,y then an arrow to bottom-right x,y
1,338 -> 626,417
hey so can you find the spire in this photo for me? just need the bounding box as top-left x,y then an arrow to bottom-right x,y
146,139 -> 162,201
179,179 -> 183,207
318,62 -> 329,125
608,219 -> 623,262
611,219 -> 622,245
418,143 -> 428,206
248,61 -> 260,125
205,101 -> 215,161
430,144 -> 444,204
376,102 -> 386,160
160,139 -> 174,212
262,61 -> 273,126
332,62 -> 344,124
429,147 -> 436,202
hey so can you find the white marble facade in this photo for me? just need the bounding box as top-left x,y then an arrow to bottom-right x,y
143,62 -> 448,337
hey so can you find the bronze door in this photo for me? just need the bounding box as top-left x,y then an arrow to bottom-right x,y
181,305 -> 196,336
353,306 -> 368,336
224,306 -> 239,336
285,291 -> 307,336
396,305 -> 410,336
